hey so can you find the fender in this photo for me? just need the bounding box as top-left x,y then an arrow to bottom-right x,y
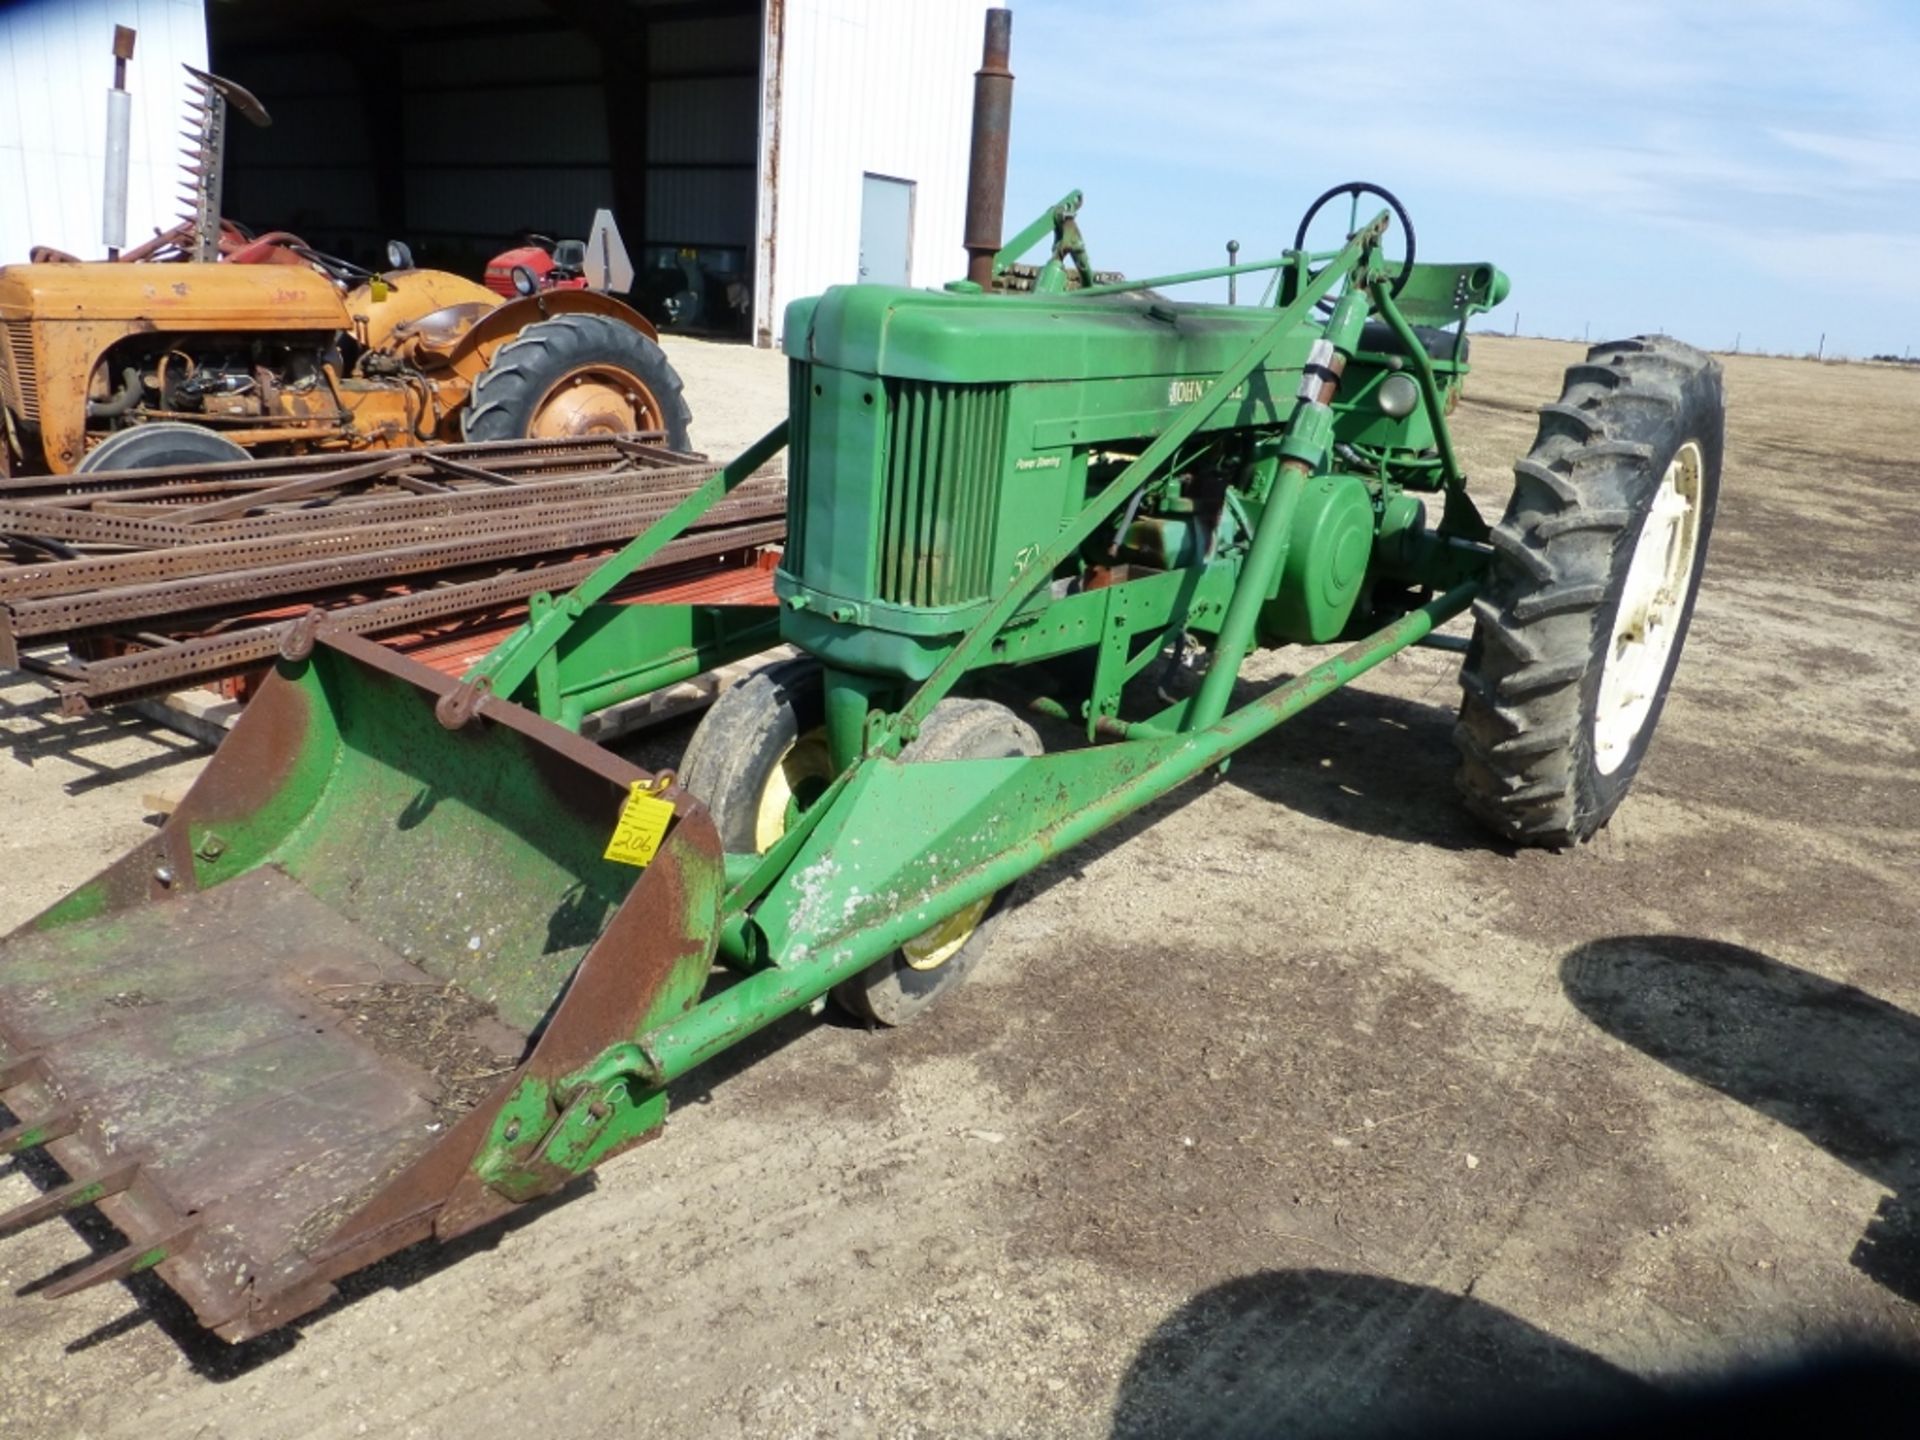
445,291 -> 663,384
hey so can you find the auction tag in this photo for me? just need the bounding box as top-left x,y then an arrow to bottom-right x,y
604,778 -> 675,867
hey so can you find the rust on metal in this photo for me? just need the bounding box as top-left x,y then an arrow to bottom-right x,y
0,635 -> 725,1336
0,1163 -> 140,1239
962,9 -> 1015,287
433,674 -> 492,731
0,1109 -> 77,1156
0,431 -> 785,710
35,522 -> 784,712
42,1222 -> 198,1300
755,0 -> 787,347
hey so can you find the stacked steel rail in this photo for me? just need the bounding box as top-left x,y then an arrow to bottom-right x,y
0,433 -> 784,713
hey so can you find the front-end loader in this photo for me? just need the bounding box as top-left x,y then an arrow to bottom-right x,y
0,11 -> 1721,1339
0,68 -> 690,476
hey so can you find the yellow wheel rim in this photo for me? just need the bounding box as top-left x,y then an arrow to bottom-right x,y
901,895 -> 991,971
752,728 -> 835,854
757,725 -> 995,977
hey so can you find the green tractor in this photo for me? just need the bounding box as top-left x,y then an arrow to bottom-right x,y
0,14 -> 1720,1340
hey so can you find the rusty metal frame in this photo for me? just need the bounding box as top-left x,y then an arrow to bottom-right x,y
18,525 -> 785,711
0,431 -> 786,710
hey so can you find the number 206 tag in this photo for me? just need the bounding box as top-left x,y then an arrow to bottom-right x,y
604,779 -> 676,867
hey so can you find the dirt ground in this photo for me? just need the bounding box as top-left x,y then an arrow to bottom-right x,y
2,331 -> 1917,1438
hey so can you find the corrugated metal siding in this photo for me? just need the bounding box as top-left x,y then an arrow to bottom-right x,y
0,0 -> 209,263
405,86 -> 611,166
760,0 -> 987,347
410,167 -> 615,240
652,13 -> 760,74
219,47 -> 376,251
645,15 -> 758,253
649,78 -> 757,165
402,28 -> 599,87
217,18 -> 613,261
647,169 -> 755,248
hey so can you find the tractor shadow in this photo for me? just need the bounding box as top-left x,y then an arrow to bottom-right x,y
1111,1268 -> 1644,1439
1112,1267 -> 1920,1439
1220,675 -> 1484,852
1562,936 -> 1920,1307
1011,663 -> 1482,919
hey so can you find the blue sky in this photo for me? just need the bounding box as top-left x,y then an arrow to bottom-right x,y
1000,0 -> 1920,358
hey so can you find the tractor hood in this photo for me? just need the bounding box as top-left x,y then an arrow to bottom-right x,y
0,262 -> 349,332
343,268 -> 502,353
788,282 -> 1317,386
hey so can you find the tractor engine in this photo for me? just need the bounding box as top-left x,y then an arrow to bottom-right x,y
774,274 -> 1500,683
88,331 -> 337,422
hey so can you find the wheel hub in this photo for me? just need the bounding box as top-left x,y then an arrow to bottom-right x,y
529,366 -> 662,439
755,725 -> 990,972
901,897 -> 993,971
753,730 -> 835,854
1592,440 -> 1703,775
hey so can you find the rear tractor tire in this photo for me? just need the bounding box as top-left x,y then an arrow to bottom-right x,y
461,312 -> 692,451
1455,336 -> 1723,847
679,661 -> 1041,1026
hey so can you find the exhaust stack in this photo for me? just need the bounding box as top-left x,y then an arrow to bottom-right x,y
962,8 -> 1014,288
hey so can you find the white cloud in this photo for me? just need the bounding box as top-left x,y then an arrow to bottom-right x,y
1770,129 -> 1920,188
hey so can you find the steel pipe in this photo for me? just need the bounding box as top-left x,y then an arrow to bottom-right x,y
963,9 -> 1015,287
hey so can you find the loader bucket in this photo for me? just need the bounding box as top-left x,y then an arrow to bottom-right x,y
0,632 -> 722,1340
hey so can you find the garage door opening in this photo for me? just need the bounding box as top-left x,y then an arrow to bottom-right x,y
207,0 -> 760,341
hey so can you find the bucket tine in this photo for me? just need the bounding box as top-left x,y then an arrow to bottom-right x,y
0,1162 -> 139,1239
0,1110 -> 77,1157
0,1054 -> 43,1089
42,1225 -> 198,1301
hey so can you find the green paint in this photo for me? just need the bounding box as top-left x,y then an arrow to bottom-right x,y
129,1244 -> 170,1275
647,583 -> 1478,1084
468,422 -> 791,715
30,880 -> 109,931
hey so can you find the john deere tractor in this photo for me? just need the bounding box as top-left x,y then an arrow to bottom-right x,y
0,68 -> 689,476
0,13 -> 1720,1339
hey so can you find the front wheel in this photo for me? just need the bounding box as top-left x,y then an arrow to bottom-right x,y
77,421 -> 251,472
829,700 -> 1043,1026
678,667 -> 1041,1025
1455,336 -> 1724,846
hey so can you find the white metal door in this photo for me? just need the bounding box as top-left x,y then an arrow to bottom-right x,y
858,173 -> 914,285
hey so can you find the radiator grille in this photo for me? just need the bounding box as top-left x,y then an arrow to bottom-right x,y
876,380 -> 1007,609
0,321 -> 34,422
784,360 -> 811,568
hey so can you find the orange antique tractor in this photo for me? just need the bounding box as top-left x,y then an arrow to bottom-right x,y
0,70 -> 691,476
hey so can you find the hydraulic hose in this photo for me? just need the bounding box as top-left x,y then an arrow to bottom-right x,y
85,366 -> 144,419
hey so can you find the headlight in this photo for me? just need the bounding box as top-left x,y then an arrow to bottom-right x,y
1376,372 -> 1420,419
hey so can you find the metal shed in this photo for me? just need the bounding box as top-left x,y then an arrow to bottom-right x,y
0,0 -> 210,264
0,0 -> 989,348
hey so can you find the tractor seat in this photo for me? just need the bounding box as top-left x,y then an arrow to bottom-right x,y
1357,320 -> 1467,364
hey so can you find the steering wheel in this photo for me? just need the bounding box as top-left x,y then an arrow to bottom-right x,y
1292,181 -> 1416,306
